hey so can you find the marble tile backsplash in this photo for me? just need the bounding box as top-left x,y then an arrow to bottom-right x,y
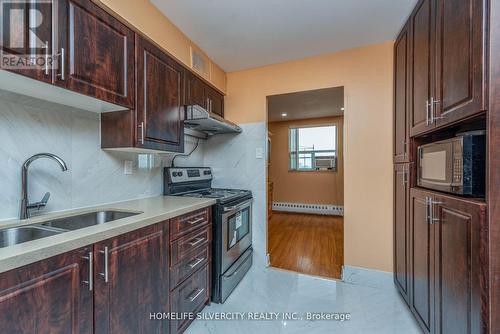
204,122 -> 268,265
0,93 -> 204,221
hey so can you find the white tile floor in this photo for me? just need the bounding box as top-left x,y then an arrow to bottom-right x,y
185,265 -> 422,334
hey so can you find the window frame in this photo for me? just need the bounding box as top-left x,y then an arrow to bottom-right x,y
288,123 -> 338,172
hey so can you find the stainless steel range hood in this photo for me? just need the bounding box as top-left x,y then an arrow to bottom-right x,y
185,105 -> 242,136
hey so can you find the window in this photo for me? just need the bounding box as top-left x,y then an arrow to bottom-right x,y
289,125 -> 337,171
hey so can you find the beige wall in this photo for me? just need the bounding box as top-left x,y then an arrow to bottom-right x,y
95,0 -> 226,93
268,116 -> 344,205
226,42 -> 394,272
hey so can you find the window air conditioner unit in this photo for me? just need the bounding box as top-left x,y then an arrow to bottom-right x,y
315,156 -> 337,171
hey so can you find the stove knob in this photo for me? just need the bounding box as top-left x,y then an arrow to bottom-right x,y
172,172 -> 178,177
178,171 -> 183,177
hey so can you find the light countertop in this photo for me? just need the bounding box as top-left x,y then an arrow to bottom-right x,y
0,196 -> 216,273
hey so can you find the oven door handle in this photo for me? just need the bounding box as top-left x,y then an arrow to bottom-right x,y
223,199 -> 253,213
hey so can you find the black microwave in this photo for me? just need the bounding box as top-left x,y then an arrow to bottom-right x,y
417,131 -> 486,197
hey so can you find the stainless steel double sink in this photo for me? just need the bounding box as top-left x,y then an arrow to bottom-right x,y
0,210 -> 141,248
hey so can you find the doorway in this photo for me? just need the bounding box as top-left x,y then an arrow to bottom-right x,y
266,87 -> 344,279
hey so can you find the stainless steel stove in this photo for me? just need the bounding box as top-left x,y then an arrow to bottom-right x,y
164,167 -> 253,303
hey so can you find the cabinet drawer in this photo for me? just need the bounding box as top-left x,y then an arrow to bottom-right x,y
171,208 -> 210,241
171,226 -> 211,265
170,246 -> 209,289
170,265 -> 210,334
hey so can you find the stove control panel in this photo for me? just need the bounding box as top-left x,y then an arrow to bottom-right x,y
167,167 -> 212,183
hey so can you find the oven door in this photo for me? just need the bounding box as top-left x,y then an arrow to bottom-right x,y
221,198 -> 253,273
418,138 -> 461,193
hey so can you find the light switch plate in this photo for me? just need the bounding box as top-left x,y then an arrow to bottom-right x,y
255,147 -> 264,159
124,160 -> 133,175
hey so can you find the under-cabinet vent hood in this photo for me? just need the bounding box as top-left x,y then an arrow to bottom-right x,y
185,105 -> 242,136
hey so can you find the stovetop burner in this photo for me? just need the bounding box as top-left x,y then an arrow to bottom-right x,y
181,188 -> 250,200
164,167 -> 252,204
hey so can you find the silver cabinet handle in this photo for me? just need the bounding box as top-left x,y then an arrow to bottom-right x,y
186,217 -> 204,225
403,167 -> 409,186
430,199 -> 442,224
57,48 -> 65,80
99,246 -> 109,283
431,97 -> 444,122
138,122 -> 145,145
425,99 -> 431,125
187,257 -> 205,269
425,197 -> 431,225
186,288 -> 205,302
209,99 -> 213,112
44,41 -> 50,75
187,237 -> 205,247
206,97 -> 210,111
82,251 -> 93,291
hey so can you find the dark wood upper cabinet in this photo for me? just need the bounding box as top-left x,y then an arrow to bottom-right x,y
187,73 -> 207,108
433,194 -> 484,334
186,72 -> 225,117
0,0 -> 54,83
394,23 -> 410,162
55,0 -> 135,109
394,164 -> 410,302
206,86 -> 224,117
0,247 -> 93,334
410,0 -> 434,137
136,35 -> 185,153
94,223 -> 168,334
433,0 -> 485,127
410,188 -> 435,334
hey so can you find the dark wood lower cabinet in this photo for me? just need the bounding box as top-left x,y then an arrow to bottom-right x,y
94,223 -> 168,334
394,164 -> 410,302
407,188 -> 485,334
0,207 -> 212,334
0,246 -> 93,334
410,188 -> 435,334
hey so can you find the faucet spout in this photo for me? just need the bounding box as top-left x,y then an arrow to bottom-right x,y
20,153 -> 69,220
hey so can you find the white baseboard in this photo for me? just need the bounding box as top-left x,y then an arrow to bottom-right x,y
272,202 -> 344,216
342,265 -> 394,291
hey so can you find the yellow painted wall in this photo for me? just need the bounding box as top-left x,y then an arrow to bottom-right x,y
95,0 -> 226,93
268,116 -> 344,205
226,42 -> 394,272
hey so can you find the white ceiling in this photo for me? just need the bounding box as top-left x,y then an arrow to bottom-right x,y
267,87 -> 344,122
152,0 -> 417,72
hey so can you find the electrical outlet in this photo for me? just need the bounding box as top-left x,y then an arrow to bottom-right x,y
124,160 -> 133,175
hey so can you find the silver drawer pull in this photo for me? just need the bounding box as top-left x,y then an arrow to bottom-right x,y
186,288 -> 205,302
186,217 -> 204,225
82,251 -> 93,291
188,257 -> 205,269
187,237 -> 205,247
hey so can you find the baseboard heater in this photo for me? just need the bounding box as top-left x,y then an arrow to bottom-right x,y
272,202 -> 344,216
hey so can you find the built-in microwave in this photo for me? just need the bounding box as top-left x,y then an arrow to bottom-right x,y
417,131 -> 486,197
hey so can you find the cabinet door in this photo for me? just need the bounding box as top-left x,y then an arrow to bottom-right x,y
394,164 -> 410,302
394,23 -> 410,162
433,194 -> 485,334
0,247 -> 93,334
410,188 -> 435,334
187,73 -> 207,108
136,36 -> 185,153
433,0 -> 485,127
94,223 -> 168,334
55,0 -> 135,108
410,0 -> 434,136
206,87 -> 224,117
0,0 -> 54,83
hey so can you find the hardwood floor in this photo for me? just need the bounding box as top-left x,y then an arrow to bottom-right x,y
268,212 -> 344,279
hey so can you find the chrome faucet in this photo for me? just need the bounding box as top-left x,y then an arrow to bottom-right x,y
20,153 -> 68,220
